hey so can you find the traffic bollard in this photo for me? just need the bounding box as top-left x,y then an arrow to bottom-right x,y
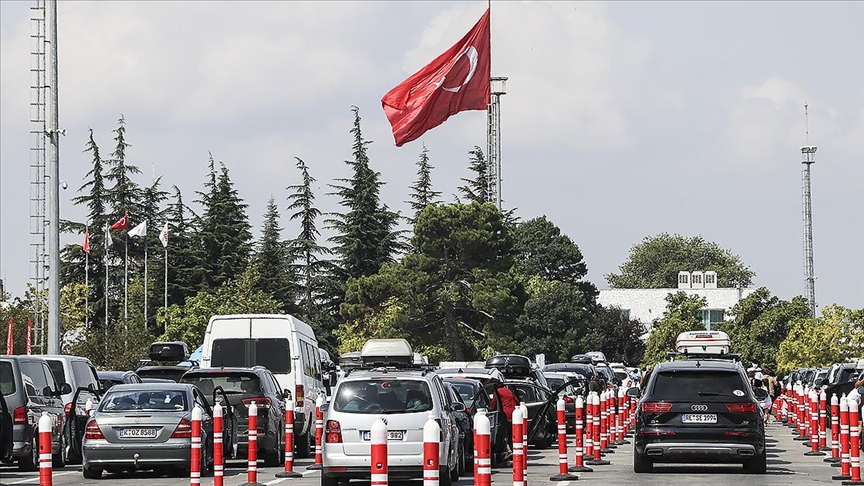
796,385 -> 808,440
213,404 -> 224,486
190,405 -> 202,486
242,401 -> 264,486
600,390 -> 614,453
584,393 -> 594,459
474,411 -> 491,486
519,402 -> 529,486
828,394 -> 841,463
513,407 -> 525,486
307,396 -> 324,470
833,395 -> 851,480
85,398 -> 94,417
806,390 -> 825,456
371,419 -> 389,486
423,415 -> 440,486
39,412 -> 52,486
842,396 -> 862,486
585,393 -> 610,466
550,398 -> 578,481
820,390 -> 830,451
568,395 -> 592,473
276,399 -> 302,478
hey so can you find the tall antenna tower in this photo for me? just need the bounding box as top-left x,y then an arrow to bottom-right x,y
800,103 -> 817,318
29,0 -> 48,352
486,77 -> 507,210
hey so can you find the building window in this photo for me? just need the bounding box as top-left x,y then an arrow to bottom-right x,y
700,309 -> 725,330
705,273 -> 716,285
692,274 -> 702,285
679,274 -> 689,284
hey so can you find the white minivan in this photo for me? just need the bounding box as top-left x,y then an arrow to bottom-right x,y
200,314 -> 323,457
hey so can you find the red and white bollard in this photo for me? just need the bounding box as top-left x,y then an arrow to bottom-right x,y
844,396 -> 862,486
512,407 -> 524,486
423,415 -> 440,486
213,404 -> 224,486
190,405 -> 202,486
85,398 -> 94,417
829,393 -> 841,463
796,385 -> 808,440
550,398 -> 578,481
568,395 -> 592,473
834,395 -> 852,481
520,402 -> 529,486
585,393 -> 609,466
243,401 -> 264,486
307,396 -> 324,470
599,390 -> 612,452
474,410 -> 491,486
820,389 -> 830,452
39,412 -> 52,486
276,399 -> 302,478
584,393 -> 594,459
806,389 -> 824,456
371,419 -> 389,486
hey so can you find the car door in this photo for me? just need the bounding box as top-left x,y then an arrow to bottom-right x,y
193,389 -> 214,462
510,383 -> 555,447
470,383 -> 503,460
62,385 -> 101,464
212,384 -> 237,459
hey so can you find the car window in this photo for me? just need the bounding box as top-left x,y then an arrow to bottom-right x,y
211,339 -> 247,368
333,379 -> 433,414
652,370 -> 747,399
546,377 -> 564,389
45,360 -> 66,387
183,373 -> 262,396
20,361 -> 51,396
257,339 -> 291,374
101,390 -> 188,412
0,361 -> 15,395
447,382 -> 477,403
72,361 -> 97,389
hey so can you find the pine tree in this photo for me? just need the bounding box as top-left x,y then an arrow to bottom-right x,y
136,176 -> 169,329
253,197 -> 296,311
104,115 -> 144,217
457,146 -> 489,203
406,145 -> 441,224
164,186 -> 200,310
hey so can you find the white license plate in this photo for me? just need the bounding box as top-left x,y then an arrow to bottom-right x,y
119,427 -> 158,438
681,414 -> 717,424
362,430 -> 404,441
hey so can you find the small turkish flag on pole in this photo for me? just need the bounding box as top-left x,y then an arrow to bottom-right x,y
110,212 -> 129,230
83,228 -> 91,254
25,319 -> 32,355
382,8 -> 491,147
5,317 -> 12,355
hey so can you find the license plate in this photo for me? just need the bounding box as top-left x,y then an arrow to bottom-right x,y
362,430 -> 404,441
119,427 -> 158,438
681,414 -> 717,424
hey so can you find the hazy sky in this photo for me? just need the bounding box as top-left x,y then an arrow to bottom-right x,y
1,1 -> 862,311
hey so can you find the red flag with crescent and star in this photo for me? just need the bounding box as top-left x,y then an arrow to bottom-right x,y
382,8 -> 491,147
110,212 -> 129,231
83,228 -> 91,254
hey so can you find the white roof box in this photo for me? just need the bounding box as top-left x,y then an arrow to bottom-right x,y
360,339 -> 414,367
676,330 -> 731,356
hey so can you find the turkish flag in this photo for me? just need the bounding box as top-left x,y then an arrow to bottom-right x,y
110,212 -> 129,230
25,319 -> 32,355
83,228 -> 91,254
382,8 -> 490,147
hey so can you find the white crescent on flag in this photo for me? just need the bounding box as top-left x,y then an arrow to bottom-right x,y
159,222 -> 169,248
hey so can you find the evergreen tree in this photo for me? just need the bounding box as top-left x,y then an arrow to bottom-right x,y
253,197 -> 296,312
104,115 -> 144,218
406,145 -> 441,225
457,146 -> 489,203
163,186 -> 200,311
135,176 -> 169,330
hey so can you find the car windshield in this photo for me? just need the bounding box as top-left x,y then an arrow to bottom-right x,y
182,373 -> 260,396
100,389 -> 188,412
652,370 -> 747,399
333,379 -> 432,414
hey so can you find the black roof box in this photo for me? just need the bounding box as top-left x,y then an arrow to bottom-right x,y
485,354 -> 532,378
148,341 -> 189,362
570,354 -> 594,365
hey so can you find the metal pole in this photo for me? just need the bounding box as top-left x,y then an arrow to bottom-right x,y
164,246 -> 168,310
84,249 -> 88,330
144,240 -> 148,330
124,234 -> 128,330
46,0 -> 60,354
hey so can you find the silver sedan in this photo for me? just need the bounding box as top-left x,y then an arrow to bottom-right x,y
81,383 -> 213,479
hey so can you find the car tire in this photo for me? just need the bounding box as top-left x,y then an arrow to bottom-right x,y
440,465 -> 453,486
18,434 -> 38,471
633,449 -> 653,473
321,472 -> 340,486
295,429 -> 311,459
743,447 -> 767,474
82,466 -> 102,479
264,428 -> 282,467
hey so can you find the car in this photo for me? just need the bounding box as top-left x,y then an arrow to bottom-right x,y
180,366 -> 287,466
441,378 -> 482,411
484,354 -> 549,388
41,354 -> 101,411
443,382 -> 473,477
594,363 -> 619,388
434,367 -> 505,387
630,332 -> 767,474
502,381 -> 557,448
81,382 -> 214,479
543,371 -> 586,431
585,351 -> 607,363
321,339 -> 461,486
97,370 -> 143,391
0,385 -> 14,461
1,355 -> 70,470
137,341 -> 198,383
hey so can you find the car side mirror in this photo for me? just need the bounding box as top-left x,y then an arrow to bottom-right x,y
451,402 -> 466,412
320,403 -> 329,412
753,388 -> 768,400
60,383 -> 73,395
625,387 -> 640,398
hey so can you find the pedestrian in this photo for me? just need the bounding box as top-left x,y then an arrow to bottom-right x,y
762,368 -> 780,399
752,378 -> 772,424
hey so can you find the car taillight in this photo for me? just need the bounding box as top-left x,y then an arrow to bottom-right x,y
171,418 -> 192,438
13,406 -> 27,425
64,402 -> 72,418
563,395 -> 574,403
325,420 -> 342,443
725,402 -> 757,413
241,397 -> 271,410
295,385 -> 304,407
641,402 -> 673,413
84,419 -> 104,440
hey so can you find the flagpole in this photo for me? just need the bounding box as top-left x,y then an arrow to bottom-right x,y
124,233 -> 128,332
164,245 -> 168,311
105,224 -> 110,357
144,235 -> 148,330
85,250 -> 89,330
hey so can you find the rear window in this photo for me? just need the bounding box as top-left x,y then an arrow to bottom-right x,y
333,379 -> 433,414
182,373 -> 261,396
0,361 -> 15,395
101,390 -> 188,412
211,338 -> 292,374
447,382 -> 478,403
652,370 -> 747,399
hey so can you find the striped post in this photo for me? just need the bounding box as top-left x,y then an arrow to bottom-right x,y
569,395 -> 592,473
520,402 -> 528,486
190,405 -> 202,486
806,390 -> 824,456
585,393 -> 610,466
213,404 -> 224,486
276,399 -> 302,478
584,393 -> 594,458
820,390 -> 829,451
371,419 -> 388,486
796,385 -> 807,440
38,412 -> 52,486
834,395 -> 851,481
307,396 -> 324,470
474,411 -> 491,486
843,396 -> 861,486
828,394 -> 841,463
423,415 -> 440,486
242,401 -> 263,486
550,398 -> 578,481
512,407 -> 524,486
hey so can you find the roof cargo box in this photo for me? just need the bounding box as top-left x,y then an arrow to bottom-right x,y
148,341 -> 189,362
675,331 -> 731,356
485,354 -> 532,378
360,339 -> 414,367
570,354 -> 594,365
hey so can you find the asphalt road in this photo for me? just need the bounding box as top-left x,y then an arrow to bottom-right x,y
0,420 -> 849,486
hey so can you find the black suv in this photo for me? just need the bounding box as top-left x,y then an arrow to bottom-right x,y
629,359 -> 767,474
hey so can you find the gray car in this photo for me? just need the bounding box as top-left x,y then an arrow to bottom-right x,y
81,383 -> 213,479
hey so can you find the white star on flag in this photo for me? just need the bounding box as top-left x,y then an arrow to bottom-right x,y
128,220 -> 147,238
159,222 -> 169,248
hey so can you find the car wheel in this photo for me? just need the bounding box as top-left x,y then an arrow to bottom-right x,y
264,428 -> 283,467
18,434 -> 38,471
82,465 -> 102,479
440,464 -> 453,486
295,429 -> 311,459
321,472 -> 340,486
633,448 -> 653,473
743,447 -> 767,474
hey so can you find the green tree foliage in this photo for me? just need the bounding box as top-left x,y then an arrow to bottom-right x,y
104,115 -> 144,218
164,186 -> 201,309
776,305 -> 864,373
720,288 -> 810,371
643,292 -> 708,365
513,216 -> 597,295
582,306 -> 647,365
159,267 -> 281,349
606,233 -> 755,289
136,177 -> 169,329
406,145 -> 441,225
457,146 -> 488,203
253,197 -> 296,312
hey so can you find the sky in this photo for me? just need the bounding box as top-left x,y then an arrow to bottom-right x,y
1,1 -> 862,312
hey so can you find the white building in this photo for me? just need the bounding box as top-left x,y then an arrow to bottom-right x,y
597,271 -> 756,334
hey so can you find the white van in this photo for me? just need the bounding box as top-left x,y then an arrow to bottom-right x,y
200,314 -> 323,457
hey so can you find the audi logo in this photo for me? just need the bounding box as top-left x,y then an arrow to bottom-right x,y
691,404 -> 709,412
